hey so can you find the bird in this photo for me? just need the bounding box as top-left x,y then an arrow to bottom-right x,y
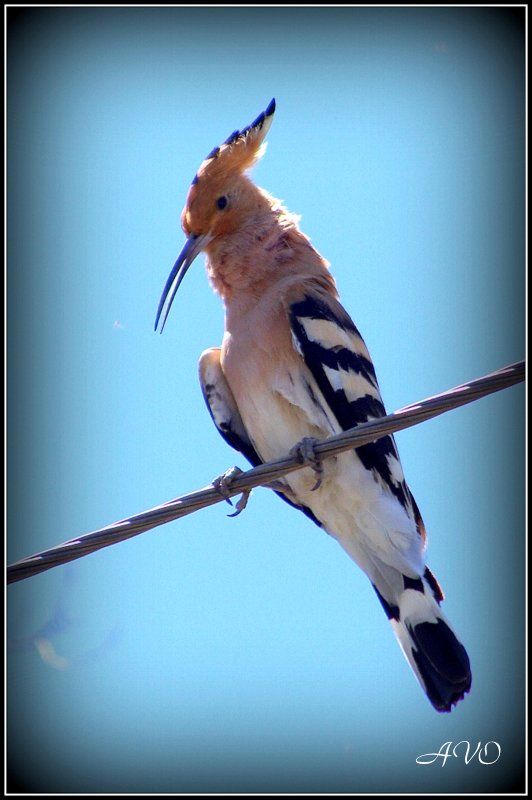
155,98 -> 471,712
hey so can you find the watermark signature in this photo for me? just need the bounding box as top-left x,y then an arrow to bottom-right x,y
416,741 -> 501,766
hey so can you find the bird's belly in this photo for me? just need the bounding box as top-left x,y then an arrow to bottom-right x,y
287,453 -> 424,578
239,382 -> 335,466
285,449 -> 384,537
240,385 -> 380,525
239,386 -> 422,575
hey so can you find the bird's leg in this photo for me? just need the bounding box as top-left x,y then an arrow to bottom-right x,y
212,466 -> 252,517
264,479 -> 298,501
289,436 -> 323,491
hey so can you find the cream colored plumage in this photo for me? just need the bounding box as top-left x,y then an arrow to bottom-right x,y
156,99 -> 471,712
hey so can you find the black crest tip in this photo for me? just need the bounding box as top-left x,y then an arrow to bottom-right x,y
265,97 -> 276,117
224,129 -> 241,145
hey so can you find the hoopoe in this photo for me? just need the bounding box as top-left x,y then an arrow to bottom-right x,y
155,99 -> 471,712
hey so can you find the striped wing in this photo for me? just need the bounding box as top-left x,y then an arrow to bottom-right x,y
288,292 -> 421,527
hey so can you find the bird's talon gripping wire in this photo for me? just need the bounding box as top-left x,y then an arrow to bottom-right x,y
212,466 -> 252,517
290,437 -> 323,491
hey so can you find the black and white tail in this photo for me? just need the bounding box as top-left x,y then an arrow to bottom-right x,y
373,567 -> 471,712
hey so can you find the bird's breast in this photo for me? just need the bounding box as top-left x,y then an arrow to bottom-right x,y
220,306 -> 337,469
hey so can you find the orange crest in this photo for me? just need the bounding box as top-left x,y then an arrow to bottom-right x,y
191,98 -> 276,187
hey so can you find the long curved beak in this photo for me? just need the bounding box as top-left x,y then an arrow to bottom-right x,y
155,233 -> 210,333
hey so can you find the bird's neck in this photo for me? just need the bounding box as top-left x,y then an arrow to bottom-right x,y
205,206 -> 335,311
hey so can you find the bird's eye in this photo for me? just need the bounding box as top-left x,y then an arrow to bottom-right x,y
216,196 -> 228,210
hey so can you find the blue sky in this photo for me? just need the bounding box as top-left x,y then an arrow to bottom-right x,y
7,7 -> 525,793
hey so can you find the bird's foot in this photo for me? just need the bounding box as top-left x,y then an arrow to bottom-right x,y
212,466 -> 251,517
289,436 -> 323,491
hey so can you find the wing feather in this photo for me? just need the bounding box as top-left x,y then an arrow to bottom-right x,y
288,292 -> 416,519
199,348 -> 262,466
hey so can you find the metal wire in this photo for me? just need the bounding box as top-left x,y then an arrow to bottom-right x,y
6,360 -> 525,585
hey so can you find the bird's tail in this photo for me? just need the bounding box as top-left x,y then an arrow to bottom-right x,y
373,567 -> 471,712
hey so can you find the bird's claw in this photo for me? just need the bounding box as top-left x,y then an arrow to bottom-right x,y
290,436 -> 323,491
212,466 -> 252,517
228,490 -> 251,517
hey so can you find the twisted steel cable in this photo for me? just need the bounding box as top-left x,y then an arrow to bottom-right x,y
6,360 -> 525,585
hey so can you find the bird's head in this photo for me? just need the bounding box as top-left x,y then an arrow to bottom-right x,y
155,98 -> 276,332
